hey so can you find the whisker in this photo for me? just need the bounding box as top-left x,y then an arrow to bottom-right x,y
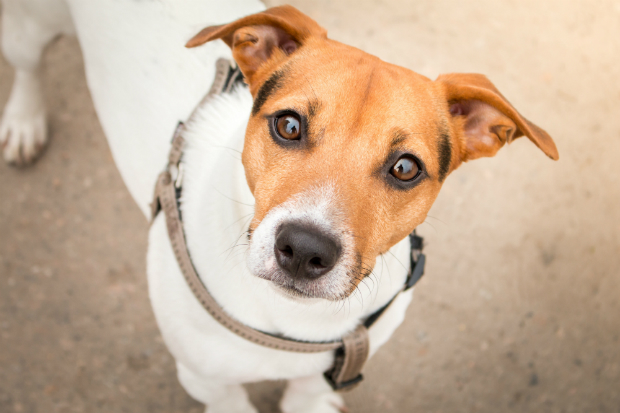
222,212 -> 254,233
222,231 -> 250,258
380,253 -> 393,296
421,219 -> 438,234
386,249 -> 407,272
211,145 -> 242,155
425,214 -> 447,225
211,186 -> 255,207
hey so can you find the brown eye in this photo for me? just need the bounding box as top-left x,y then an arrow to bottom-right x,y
275,114 -> 301,140
391,156 -> 420,181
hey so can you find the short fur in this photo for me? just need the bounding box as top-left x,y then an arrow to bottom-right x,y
252,69 -> 285,115
0,2 -> 557,412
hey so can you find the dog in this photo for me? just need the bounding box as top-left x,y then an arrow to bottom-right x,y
1,1 -> 558,412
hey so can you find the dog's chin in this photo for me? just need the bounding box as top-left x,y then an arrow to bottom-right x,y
250,267 -> 347,301
270,283 -> 322,302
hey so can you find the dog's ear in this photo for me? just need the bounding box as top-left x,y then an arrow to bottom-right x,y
186,6 -> 326,88
437,73 -> 558,162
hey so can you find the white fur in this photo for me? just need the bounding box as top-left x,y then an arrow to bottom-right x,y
2,1 -> 415,411
149,87 -> 414,411
247,182 -> 359,301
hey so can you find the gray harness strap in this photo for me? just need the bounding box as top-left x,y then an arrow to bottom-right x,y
153,134 -> 342,353
151,58 -> 425,391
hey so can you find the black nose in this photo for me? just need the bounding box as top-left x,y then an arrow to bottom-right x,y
274,223 -> 341,280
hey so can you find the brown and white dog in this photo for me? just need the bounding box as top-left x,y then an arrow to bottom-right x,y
1,2 -> 557,412
180,5 -> 558,300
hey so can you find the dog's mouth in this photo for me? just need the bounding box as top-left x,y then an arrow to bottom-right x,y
250,260 -> 345,300
245,241 -> 356,301
267,275 -> 354,301
245,231 -> 355,301
273,282 -> 317,300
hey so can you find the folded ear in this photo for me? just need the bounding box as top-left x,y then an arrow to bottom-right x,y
186,6 -> 327,88
437,73 -> 558,162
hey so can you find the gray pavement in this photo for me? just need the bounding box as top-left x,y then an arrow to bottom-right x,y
1,1 -> 619,412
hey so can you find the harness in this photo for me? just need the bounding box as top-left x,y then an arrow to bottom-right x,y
151,59 -> 426,392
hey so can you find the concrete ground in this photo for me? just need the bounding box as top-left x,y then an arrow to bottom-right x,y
1,1 -> 619,412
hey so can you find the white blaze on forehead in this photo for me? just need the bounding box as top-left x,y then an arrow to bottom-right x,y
246,183 -> 358,300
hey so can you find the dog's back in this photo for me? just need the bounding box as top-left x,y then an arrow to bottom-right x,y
1,0 -> 265,215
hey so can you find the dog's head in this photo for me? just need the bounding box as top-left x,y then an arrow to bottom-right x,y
187,6 -> 558,300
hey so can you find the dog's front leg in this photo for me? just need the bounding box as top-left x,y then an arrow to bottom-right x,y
280,375 -> 347,413
176,362 -> 258,413
0,0 -> 73,165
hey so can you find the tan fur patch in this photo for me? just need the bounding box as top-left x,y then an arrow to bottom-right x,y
243,38 -> 448,287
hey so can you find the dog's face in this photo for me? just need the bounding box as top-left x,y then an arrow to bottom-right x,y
188,6 -> 558,300
241,47 -> 446,300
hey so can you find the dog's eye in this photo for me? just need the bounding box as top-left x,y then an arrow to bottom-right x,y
275,114 -> 301,140
390,156 -> 420,181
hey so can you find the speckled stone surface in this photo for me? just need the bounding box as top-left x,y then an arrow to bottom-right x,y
1,1 -> 619,412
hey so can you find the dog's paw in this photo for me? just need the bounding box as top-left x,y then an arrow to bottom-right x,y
280,391 -> 347,413
0,110 -> 47,166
